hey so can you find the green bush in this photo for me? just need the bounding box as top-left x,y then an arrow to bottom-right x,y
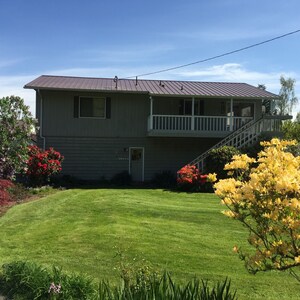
206,146 -> 241,179
0,261 -> 96,300
111,171 -> 132,186
0,261 -> 237,300
151,170 -> 177,188
8,182 -> 30,202
98,272 -> 236,300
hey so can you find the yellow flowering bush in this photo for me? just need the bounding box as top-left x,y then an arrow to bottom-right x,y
214,138 -> 300,275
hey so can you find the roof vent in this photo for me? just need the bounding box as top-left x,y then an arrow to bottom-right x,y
159,81 -> 165,88
114,76 -> 118,89
180,85 -> 184,91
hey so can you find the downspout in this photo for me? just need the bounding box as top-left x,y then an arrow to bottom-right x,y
230,98 -> 233,131
149,96 -> 153,130
37,89 -> 46,150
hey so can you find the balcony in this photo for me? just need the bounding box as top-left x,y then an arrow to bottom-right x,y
147,115 -> 253,137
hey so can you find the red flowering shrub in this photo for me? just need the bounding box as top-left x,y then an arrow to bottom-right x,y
177,165 -> 210,192
0,179 -> 14,206
26,146 -> 64,186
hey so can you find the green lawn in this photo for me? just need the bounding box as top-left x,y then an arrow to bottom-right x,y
0,189 -> 299,299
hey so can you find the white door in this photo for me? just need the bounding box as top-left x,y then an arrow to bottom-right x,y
129,148 -> 144,182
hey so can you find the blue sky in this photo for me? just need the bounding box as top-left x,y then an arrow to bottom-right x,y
1,0 -> 300,115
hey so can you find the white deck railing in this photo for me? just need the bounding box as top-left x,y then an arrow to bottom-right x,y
148,115 -> 253,132
187,116 -> 284,171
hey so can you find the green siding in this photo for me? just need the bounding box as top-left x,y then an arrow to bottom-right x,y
40,90 -> 149,137
40,136 -> 220,181
36,90 -> 263,180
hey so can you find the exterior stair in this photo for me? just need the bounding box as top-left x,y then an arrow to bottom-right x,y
187,116 -> 284,172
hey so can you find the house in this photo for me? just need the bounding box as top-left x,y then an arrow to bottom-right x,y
24,75 -> 288,182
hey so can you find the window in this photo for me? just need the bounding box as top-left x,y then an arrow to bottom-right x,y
179,99 -> 204,115
79,97 -> 106,118
226,102 -> 254,117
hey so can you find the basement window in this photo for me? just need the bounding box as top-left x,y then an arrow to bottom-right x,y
79,97 -> 106,118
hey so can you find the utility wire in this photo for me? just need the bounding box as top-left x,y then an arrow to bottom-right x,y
123,29 -> 300,79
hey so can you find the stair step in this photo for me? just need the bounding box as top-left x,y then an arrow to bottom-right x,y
187,117 -> 266,172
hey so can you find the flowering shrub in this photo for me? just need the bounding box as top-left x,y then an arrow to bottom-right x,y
0,179 -> 14,205
26,146 -> 64,186
206,146 -> 241,179
177,164 -> 210,192
214,138 -> 300,276
48,282 -> 61,298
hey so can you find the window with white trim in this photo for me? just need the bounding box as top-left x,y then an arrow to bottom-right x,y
79,97 -> 106,118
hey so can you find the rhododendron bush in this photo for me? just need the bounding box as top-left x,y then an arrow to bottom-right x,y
177,164 -> 210,192
0,179 -> 14,205
214,138 -> 300,277
26,146 -> 64,186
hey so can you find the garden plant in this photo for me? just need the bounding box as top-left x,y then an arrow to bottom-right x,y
26,145 -> 64,186
214,138 -> 300,280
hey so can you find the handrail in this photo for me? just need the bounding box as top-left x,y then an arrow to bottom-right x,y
188,117 -> 265,170
149,114 -> 252,132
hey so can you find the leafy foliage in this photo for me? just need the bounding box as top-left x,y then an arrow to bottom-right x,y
0,96 -> 35,179
276,76 -> 298,115
282,120 -> 300,142
0,261 -> 96,300
0,179 -> 14,205
0,260 -> 236,300
177,164 -> 211,192
206,146 -> 241,179
111,171 -> 132,186
98,272 -> 236,300
214,139 -> 300,277
26,145 -> 64,186
151,170 -> 177,188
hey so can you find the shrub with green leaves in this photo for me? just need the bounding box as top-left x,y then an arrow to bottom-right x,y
0,261 -> 96,300
111,171 -> 132,186
206,146 -> 241,179
151,170 -> 177,188
98,272 -> 236,300
0,261 -> 237,300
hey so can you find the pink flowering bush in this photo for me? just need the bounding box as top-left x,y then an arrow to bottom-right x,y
26,146 -> 64,186
177,164 -> 210,192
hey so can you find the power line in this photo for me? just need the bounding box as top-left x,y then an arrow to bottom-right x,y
123,29 -> 300,79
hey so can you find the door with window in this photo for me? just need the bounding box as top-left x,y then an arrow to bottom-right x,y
129,148 -> 144,182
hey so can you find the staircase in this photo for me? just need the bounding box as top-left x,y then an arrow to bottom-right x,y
187,116 -> 282,171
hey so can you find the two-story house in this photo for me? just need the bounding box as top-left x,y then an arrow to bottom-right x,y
24,75 -> 287,181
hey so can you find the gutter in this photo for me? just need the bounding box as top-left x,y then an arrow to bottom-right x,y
37,89 -> 46,150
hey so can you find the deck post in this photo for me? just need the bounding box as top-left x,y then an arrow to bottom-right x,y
149,96 -> 153,130
191,97 -> 195,130
230,98 -> 233,131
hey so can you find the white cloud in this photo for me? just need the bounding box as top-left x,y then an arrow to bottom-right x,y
175,63 -> 300,118
175,63 -> 300,94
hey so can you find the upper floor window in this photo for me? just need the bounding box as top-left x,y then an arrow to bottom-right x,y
225,102 -> 254,117
79,97 -> 106,118
179,99 -> 204,115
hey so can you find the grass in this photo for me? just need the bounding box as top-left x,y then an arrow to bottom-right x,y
0,188 -> 299,299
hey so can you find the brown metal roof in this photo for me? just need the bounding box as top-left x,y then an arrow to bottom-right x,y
24,75 -> 278,99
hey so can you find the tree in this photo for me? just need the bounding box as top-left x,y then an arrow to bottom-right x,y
213,139 -> 300,280
0,96 -> 35,179
282,120 -> 300,142
276,76 -> 298,115
295,112 -> 300,123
